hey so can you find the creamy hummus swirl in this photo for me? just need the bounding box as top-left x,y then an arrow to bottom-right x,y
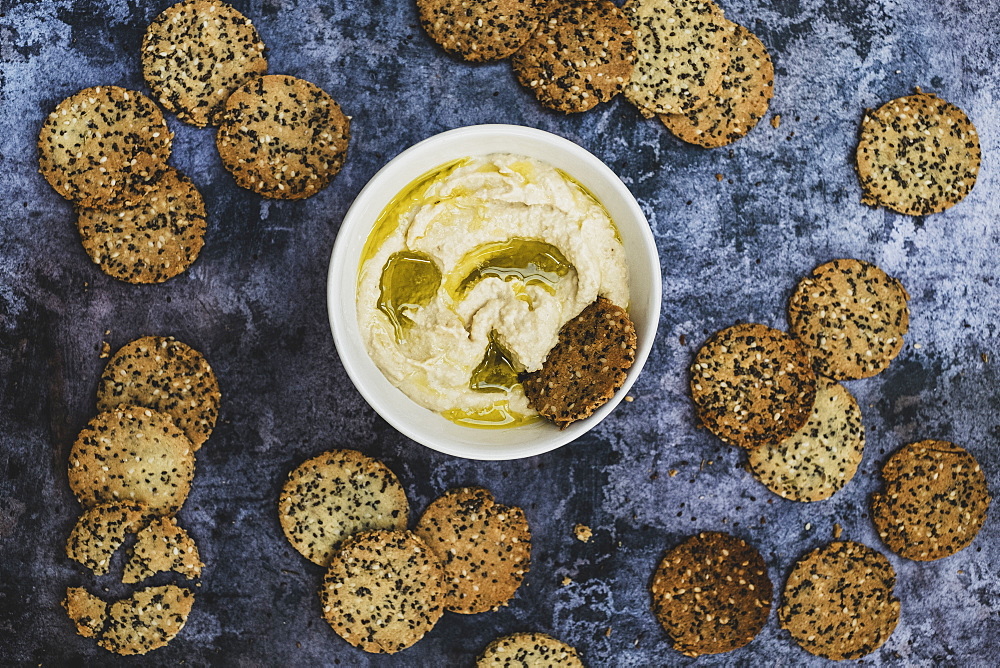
357,153 -> 629,422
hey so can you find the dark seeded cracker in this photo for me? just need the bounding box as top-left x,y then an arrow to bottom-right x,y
856,92 -> 980,215
690,323 -> 817,450
477,632 -> 585,667
623,0 -> 731,115
651,531 -> 772,657
511,0 -> 635,114
123,515 -> 204,584
660,23 -> 773,148
37,86 -> 173,210
215,74 -> 350,199
320,530 -> 446,654
97,336 -> 221,451
63,587 -> 108,640
415,487 -> 531,614
788,259 -> 910,380
76,169 -> 207,284
748,377 -> 865,502
522,296 -> 637,429
68,407 -> 196,515
142,0 -> 268,127
779,541 -> 900,661
99,585 -> 195,655
278,449 -> 409,566
66,502 -> 153,576
418,0 -> 546,62
872,440 -> 991,561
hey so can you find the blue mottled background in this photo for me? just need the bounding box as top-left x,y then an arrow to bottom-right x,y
1,0 -> 999,665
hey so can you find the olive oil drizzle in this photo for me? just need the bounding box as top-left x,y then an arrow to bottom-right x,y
377,251 -> 442,342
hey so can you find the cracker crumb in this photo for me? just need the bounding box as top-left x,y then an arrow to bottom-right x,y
771,114 -> 781,129
573,524 -> 592,543
981,353 -> 989,364
624,395 -> 634,403
913,343 -> 923,349
715,173 -> 724,182
669,469 -> 678,477
562,576 -> 573,586
833,523 -> 842,539
99,341 -> 111,359
605,627 -> 612,637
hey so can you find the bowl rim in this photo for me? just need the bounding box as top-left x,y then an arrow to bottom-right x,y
328,124 -> 661,460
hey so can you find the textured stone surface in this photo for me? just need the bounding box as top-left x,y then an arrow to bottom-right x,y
1,0 -> 998,665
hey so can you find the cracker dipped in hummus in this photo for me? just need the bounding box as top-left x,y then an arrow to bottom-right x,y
357,154 -> 629,428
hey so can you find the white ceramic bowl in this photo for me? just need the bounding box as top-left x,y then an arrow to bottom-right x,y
328,125 -> 661,460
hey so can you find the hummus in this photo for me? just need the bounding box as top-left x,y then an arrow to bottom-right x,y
357,153 -> 629,427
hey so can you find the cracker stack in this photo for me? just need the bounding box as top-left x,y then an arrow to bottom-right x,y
278,454 -> 540,655
38,1 -> 353,284
62,336 -> 219,655
689,259 -> 910,506
417,0 -> 776,139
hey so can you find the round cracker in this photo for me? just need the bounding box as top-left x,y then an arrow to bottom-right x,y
278,449 -> 409,566
99,584 -> 195,655
37,86 -> 173,210
871,440 -> 991,561
477,632 -> 584,667
66,502 -> 153,576
97,336 -> 221,451
690,323 -> 817,450
856,92 -> 980,215
660,22 -> 773,147
414,487 -> 531,614
522,297 -> 637,429
623,0 -> 732,115
511,0 -> 635,114
748,377 -> 865,502
142,0 -> 268,127
320,530 -> 446,654
68,407 -> 195,515
788,259 -> 910,380
123,515 -> 204,584
779,541 -> 899,660
215,74 -> 350,200
651,531 -> 772,657
63,587 -> 108,640
76,168 -> 207,284
417,0 -> 546,63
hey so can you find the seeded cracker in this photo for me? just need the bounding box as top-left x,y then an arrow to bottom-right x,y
414,487 -> 531,614
477,632 -> 585,667
63,587 -> 107,640
216,74 -> 350,199
320,530 -> 445,654
660,23 -> 774,148
623,0 -> 731,115
76,168 -> 207,284
748,377 -> 865,502
779,541 -> 900,660
123,515 -> 204,584
66,502 -> 152,576
278,450 -> 409,566
522,297 -> 637,429
99,584 -> 195,655
97,336 -> 221,451
651,531 -> 772,657
142,0 -> 268,128
37,86 -> 173,210
690,323 -> 817,450
68,407 -> 196,515
856,92 -> 980,215
511,0 -> 635,114
417,0 -> 546,62
871,440 -> 991,561
788,259 -> 910,381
